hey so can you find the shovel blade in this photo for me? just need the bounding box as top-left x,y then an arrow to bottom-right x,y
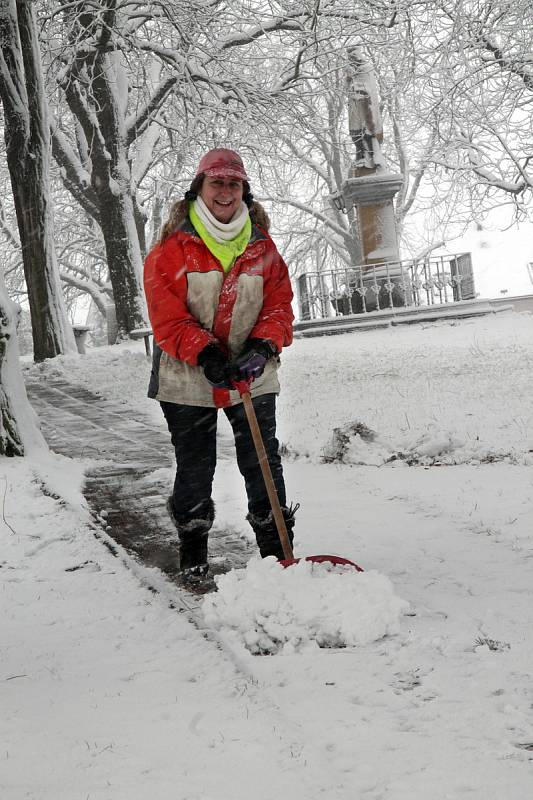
279,554 -> 363,572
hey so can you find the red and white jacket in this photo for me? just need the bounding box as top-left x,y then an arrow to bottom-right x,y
144,218 -> 294,408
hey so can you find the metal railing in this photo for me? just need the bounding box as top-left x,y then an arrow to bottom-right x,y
296,253 -> 475,320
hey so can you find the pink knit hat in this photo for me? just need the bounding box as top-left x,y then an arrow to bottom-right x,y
195,148 -> 248,180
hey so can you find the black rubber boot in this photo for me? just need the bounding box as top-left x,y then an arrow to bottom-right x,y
247,502 -> 299,560
166,497 -> 214,577
179,532 -> 209,576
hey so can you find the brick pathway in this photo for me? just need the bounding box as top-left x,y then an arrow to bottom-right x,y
26,378 -> 254,589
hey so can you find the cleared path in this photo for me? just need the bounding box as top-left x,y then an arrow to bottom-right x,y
26,378 -> 253,588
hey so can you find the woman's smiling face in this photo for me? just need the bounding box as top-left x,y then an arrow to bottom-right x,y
200,176 -> 244,223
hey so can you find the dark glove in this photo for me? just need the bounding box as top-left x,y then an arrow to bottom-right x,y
231,338 -> 277,382
197,344 -> 231,388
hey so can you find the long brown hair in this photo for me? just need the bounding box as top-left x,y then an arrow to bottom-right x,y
159,175 -> 271,243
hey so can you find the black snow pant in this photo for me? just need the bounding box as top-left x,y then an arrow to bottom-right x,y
160,393 -> 286,524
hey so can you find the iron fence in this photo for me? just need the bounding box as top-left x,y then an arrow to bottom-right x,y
296,253 -> 475,320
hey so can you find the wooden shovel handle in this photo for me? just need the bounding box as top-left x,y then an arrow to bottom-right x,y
240,391 -> 294,561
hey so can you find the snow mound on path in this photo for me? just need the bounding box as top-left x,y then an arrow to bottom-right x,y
203,557 -> 409,655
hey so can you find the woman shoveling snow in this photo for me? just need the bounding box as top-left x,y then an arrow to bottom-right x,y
144,146 -> 364,587
144,148 -> 298,579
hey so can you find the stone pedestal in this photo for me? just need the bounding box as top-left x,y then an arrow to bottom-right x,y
341,171 -> 405,311
342,172 -> 403,263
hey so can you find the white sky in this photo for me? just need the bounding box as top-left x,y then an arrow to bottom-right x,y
434,214 -> 533,299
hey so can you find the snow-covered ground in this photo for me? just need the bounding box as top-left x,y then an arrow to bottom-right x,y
3,310 -> 533,798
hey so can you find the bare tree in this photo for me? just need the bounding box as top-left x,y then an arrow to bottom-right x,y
407,1 -> 533,216
45,0 -> 382,335
0,0 -> 76,361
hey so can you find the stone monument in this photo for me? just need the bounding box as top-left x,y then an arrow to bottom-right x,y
334,47 -> 405,311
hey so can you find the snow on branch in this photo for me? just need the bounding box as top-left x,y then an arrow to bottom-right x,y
59,272 -> 109,315
50,124 -> 101,222
264,195 -> 350,241
480,36 -> 533,92
277,132 -> 331,185
125,75 -> 177,146
216,15 -> 305,50
456,129 -> 531,195
412,241 -> 446,262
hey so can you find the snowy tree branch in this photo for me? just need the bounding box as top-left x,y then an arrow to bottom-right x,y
263,195 -> 351,242
125,75 -> 176,146
59,271 -> 109,315
479,36 -> 533,91
50,124 -> 101,222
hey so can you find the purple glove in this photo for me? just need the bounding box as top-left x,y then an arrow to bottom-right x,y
233,350 -> 267,380
231,338 -> 276,382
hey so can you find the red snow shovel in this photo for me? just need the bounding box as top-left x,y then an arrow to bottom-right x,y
234,380 -> 363,572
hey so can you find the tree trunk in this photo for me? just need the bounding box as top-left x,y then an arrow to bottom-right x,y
0,271 -> 46,456
96,183 -> 147,337
89,51 -> 147,337
0,0 -> 76,361
0,304 -> 24,456
54,68 -> 148,336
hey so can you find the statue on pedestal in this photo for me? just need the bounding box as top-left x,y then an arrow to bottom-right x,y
346,47 -> 385,173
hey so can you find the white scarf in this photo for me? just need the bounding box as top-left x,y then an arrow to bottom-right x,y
193,196 -> 249,242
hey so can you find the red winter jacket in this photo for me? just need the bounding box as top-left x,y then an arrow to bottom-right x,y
144,218 -> 294,408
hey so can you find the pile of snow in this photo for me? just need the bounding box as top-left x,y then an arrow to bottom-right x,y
203,557 -> 408,655
394,425 -> 530,466
320,420 -> 533,468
